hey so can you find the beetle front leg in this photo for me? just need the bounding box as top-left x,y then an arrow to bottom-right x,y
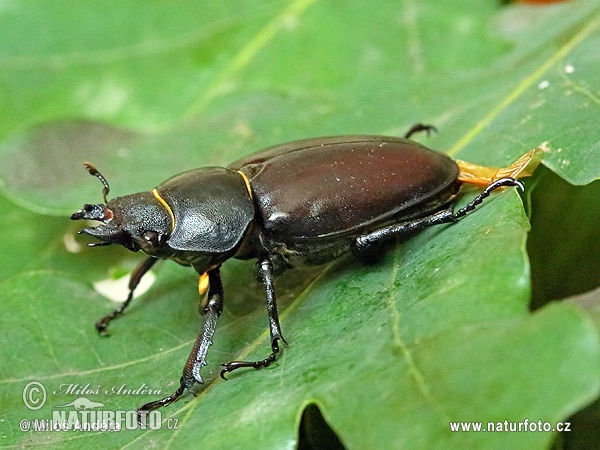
404,123 -> 437,139
137,267 -> 224,413
220,259 -> 286,379
354,177 -> 524,253
95,256 -> 158,335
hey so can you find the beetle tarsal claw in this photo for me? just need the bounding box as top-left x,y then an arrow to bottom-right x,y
219,366 -> 230,380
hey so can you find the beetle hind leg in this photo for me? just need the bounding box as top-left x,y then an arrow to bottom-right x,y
220,259 -> 286,379
354,177 -> 523,253
451,177 -> 524,219
404,123 -> 437,139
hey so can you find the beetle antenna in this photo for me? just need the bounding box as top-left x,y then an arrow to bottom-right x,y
83,162 -> 110,204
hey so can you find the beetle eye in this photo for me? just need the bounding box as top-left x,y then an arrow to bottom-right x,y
142,230 -> 160,248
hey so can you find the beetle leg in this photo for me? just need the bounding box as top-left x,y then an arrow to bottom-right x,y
354,209 -> 455,252
137,267 -> 224,414
451,177 -> 524,220
95,256 -> 157,335
354,177 -> 523,252
404,123 -> 437,139
220,259 -> 286,379
197,271 -> 210,315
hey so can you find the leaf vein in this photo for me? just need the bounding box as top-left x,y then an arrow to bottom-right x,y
388,251 -> 451,422
182,0 -> 320,119
447,10 -> 600,156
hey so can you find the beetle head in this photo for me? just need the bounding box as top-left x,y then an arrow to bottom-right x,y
71,164 -> 171,254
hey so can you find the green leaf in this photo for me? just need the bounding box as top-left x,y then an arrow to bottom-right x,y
2,194 -> 599,448
1,0 -> 599,212
1,1 -> 599,449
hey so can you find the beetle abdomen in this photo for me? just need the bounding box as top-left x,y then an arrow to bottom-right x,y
231,136 -> 459,242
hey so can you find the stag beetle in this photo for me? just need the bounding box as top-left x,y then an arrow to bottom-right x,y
71,124 -> 540,413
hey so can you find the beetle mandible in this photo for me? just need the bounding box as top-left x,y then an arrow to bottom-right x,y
71,124 -> 541,414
